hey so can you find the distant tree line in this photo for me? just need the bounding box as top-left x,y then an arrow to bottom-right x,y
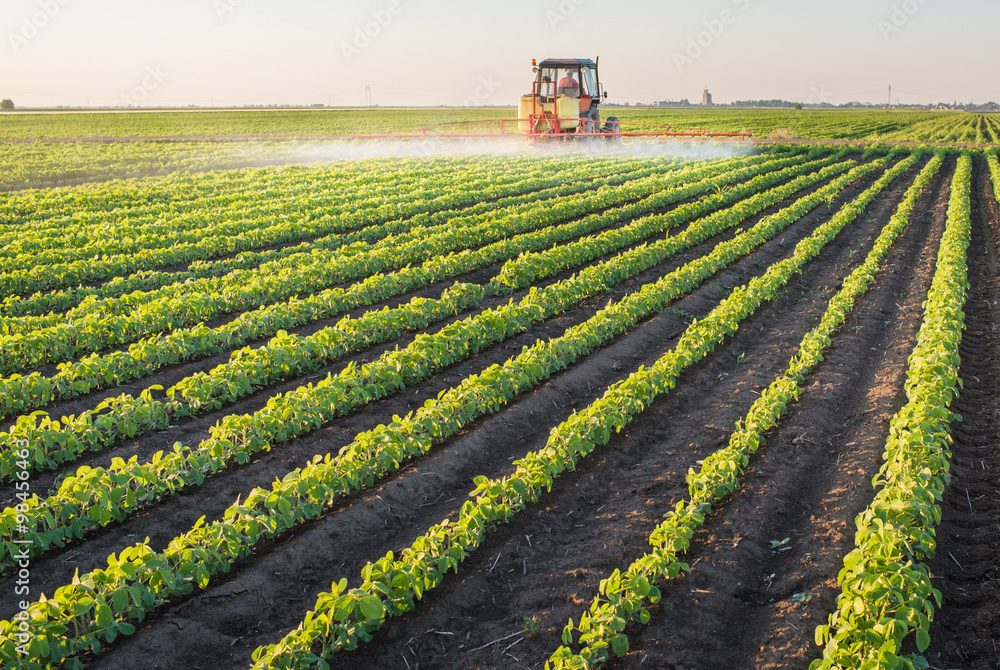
650,98 -> 1000,112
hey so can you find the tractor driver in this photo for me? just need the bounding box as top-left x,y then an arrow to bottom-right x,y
558,71 -> 580,98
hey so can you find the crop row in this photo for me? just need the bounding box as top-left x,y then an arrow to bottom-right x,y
878,116 -> 1000,145
1,153 -> 459,224
0,155 -> 534,265
0,153 -> 808,416
0,152 -> 893,670
811,155 -> 971,670
0,152 -> 861,569
249,152 -> 913,670
0,154 -> 664,299
546,152 -> 939,669
0,153 -> 667,297
0,160 -> 669,323
0,153 -> 834,485
1,152 -> 579,241
0,156 -> 490,262
0,283 -> 485,482
0,153 -> 772,372
0,158 -> 665,328
489,151 -> 844,291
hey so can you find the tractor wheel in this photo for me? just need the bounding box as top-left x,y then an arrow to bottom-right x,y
601,116 -> 621,142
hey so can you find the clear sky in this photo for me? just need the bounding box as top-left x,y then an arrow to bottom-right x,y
1,0 -> 997,108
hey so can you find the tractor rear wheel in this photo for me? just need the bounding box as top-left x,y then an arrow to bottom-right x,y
601,116 -> 621,142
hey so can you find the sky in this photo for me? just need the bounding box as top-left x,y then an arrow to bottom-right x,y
1,0 -> 997,109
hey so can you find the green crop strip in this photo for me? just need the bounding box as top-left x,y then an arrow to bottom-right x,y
0,155 -> 853,570
988,153 -> 1000,204
811,155 -> 971,670
0,157 -> 542,283
0,158 -> 666,324
0,155 -> 882,669
0,154 -> 805,417
0,154 -> 774,374
248,154 -> 916,670
544,153 -> 940,669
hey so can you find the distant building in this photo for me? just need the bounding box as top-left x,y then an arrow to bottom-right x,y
702,89 -> 713,106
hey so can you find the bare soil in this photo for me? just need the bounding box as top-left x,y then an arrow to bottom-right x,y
5,154 -> 998,670
922,158 -> 1000,670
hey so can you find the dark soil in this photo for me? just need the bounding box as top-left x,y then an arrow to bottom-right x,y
8,154 -> 996,670
923,158 -> 1000,670
76,156 -> 901,670
0,155 -> 818,512
0,154 -> 849,609
604,154 -> 954,670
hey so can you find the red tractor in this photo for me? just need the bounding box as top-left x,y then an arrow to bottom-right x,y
518,58 -> 620,138
349,58 -> 750,142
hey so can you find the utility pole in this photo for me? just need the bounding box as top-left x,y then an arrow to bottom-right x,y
888,85 -> 892,108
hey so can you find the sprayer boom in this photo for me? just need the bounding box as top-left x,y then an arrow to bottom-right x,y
345,58 -> 750,143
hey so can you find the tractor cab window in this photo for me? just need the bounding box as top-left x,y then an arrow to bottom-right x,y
581,67 -> 598,98
536,66 -> 589,100
537,68 -> 557,98
556,69 -> 581,98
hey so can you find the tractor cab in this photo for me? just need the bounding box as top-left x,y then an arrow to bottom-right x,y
519,58 -> 614,136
